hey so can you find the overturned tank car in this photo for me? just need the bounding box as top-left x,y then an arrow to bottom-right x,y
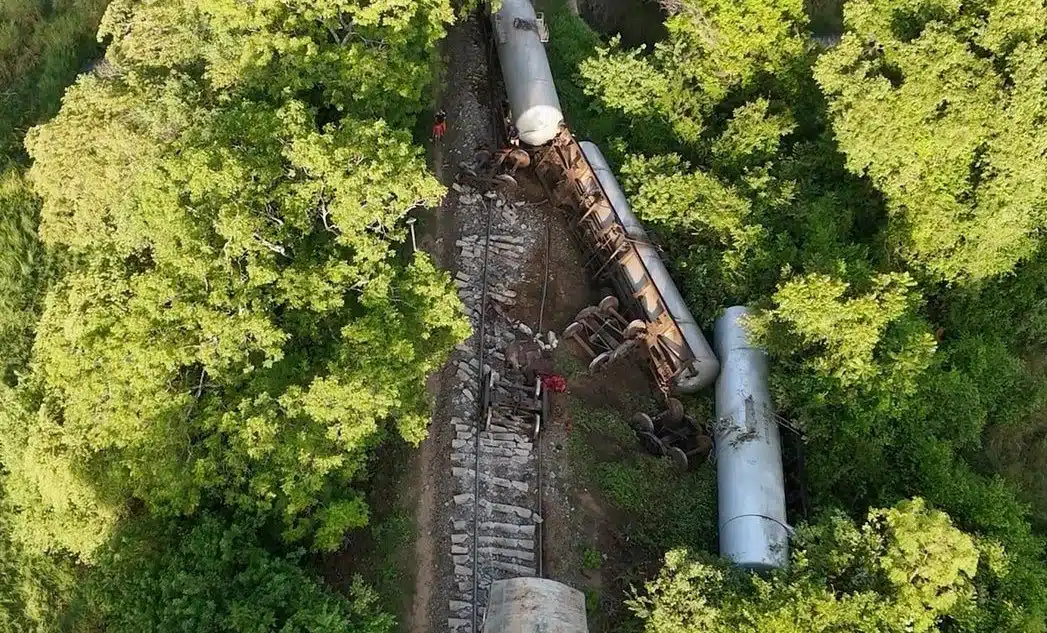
713,306 -> 789,570
536,136 -> 719,393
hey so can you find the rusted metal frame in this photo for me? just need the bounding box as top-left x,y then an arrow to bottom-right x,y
573,217 -> 623,280
549,131 -> 697,393
587,316 -> 623,350
562,135 -> 695,369
575,196 -> 604,226
592,238 -> 628,281
636,318 -> 684,392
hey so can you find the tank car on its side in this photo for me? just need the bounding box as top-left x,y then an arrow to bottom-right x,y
713,306 -> 789,570
488,0 -> 788,572
490,0 -> 564,146
535,136 -> 720,392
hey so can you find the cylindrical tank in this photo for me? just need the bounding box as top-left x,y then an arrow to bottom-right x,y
713,306 -> 789,570
483,578 -> 588,633
491,0 -> 564,146
580,141 -> 719,391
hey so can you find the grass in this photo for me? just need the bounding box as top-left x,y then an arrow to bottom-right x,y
366,508 -> 415,615
567,398 -> 718,555
561,390 -> 717,631
553,349 -> 587,381
582,545 -> 602,570
318,438 -> 419,632
0,0 -> 109,157
584,586 -> 602,614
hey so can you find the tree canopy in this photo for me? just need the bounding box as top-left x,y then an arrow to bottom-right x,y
1,0 -> 463,630
547,0 -> 1047,628
83,512 -> 395,633
815,0 -> 1047,281
630,499 -> 985,633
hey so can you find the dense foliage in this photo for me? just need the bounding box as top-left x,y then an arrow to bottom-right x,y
631,499 -> 984,633
0,0 -> 110,157
548,0 -> 1047,629
83,513 -> 394,633
0,0 -> 464,630
815,0 -> 1047,282
1,2 -> 110,630
0,0 -> 108,385
0,168 -> 48,384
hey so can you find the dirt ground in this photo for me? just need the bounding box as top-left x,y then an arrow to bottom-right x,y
502,172 -> 690,631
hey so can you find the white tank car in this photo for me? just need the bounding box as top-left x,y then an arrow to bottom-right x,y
482,578 -> 588,633
491,0 -> 564,146
713,306 -> 789,570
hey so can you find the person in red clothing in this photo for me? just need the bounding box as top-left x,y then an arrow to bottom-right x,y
432,109 -> 447,140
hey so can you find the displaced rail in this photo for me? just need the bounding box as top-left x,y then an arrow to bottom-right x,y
446,185 -> 550,633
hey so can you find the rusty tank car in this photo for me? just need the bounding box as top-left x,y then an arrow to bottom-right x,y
535,135 -> 720,393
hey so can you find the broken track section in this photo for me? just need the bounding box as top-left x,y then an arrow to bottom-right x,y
445,182 -> 552,633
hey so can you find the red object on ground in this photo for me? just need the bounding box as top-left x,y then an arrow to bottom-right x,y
433,120 -> 447,139
540,373 -> 567,393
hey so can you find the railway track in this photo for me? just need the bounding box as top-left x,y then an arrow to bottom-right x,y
445,184 -> 548,633
438,10 -> 554,633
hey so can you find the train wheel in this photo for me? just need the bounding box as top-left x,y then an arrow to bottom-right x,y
598,295 -> 619,313
624,319 -> 647,339
631,412 -> 655,433
574,306 -> 600,323
507,148 -> 531,170
668,446 -> 689,471
639,431 -> 666,456
611,338 -> 638,361
693,434 -> 714,460
493,173 -> 518,187
472,148 -> 492,166
588,351 -> 613,373
563,321 -> 584,339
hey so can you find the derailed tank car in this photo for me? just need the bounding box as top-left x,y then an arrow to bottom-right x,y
713,306 -> 789,569
490,0 -> 564,146
535,135 -> 719,392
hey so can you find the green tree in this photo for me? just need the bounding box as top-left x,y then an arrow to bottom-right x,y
751,272 -> 935,391
629,499 -> 983,633
2,0 -> 465,563
0,476 -> 78,633
578,0 -> 808,148
83,512 -> 394,633
815,0 -> 1047,281
549,1 -> 1047,628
